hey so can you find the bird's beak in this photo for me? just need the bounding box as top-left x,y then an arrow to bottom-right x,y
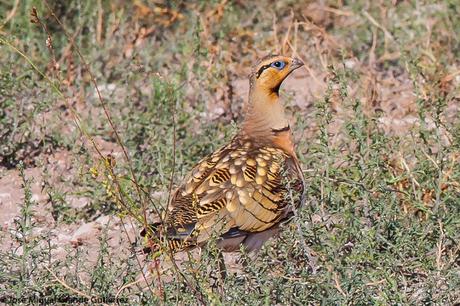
290,57 -> 304,71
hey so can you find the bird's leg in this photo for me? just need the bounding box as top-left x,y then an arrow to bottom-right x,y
237,250 -> 256,272
217,250 -> 227,280
208,249 -> 227,292
237,251 -> 248,268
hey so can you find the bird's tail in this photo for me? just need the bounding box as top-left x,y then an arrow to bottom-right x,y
140,222 -> 197,255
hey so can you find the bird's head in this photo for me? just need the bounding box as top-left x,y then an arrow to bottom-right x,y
249,55 -> 304,96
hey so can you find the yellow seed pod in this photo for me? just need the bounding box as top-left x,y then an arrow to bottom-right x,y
89,167 -> 99,178
104,154 -> 116,168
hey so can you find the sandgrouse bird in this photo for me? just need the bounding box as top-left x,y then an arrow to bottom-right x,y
142,55 -> 305,255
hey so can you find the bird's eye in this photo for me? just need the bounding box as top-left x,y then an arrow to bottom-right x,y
271,61 -> 286,70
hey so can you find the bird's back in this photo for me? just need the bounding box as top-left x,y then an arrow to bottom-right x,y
143,134 -> 304,253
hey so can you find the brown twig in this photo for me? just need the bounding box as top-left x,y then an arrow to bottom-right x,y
272,13 -> 280,53
96,0 -> 104,44
45,266 -> 94,302
281,10 -> 294,55
0,0 -> 20,30
333,272 -> 347,297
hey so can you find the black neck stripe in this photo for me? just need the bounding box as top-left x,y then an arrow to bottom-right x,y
271,125 -> 290,133
256,63 -> 271,79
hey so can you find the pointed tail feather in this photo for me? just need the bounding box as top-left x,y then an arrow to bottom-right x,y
140,222 -> 197,254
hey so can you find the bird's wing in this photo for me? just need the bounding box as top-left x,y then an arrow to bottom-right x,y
164,139 -> 303,248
